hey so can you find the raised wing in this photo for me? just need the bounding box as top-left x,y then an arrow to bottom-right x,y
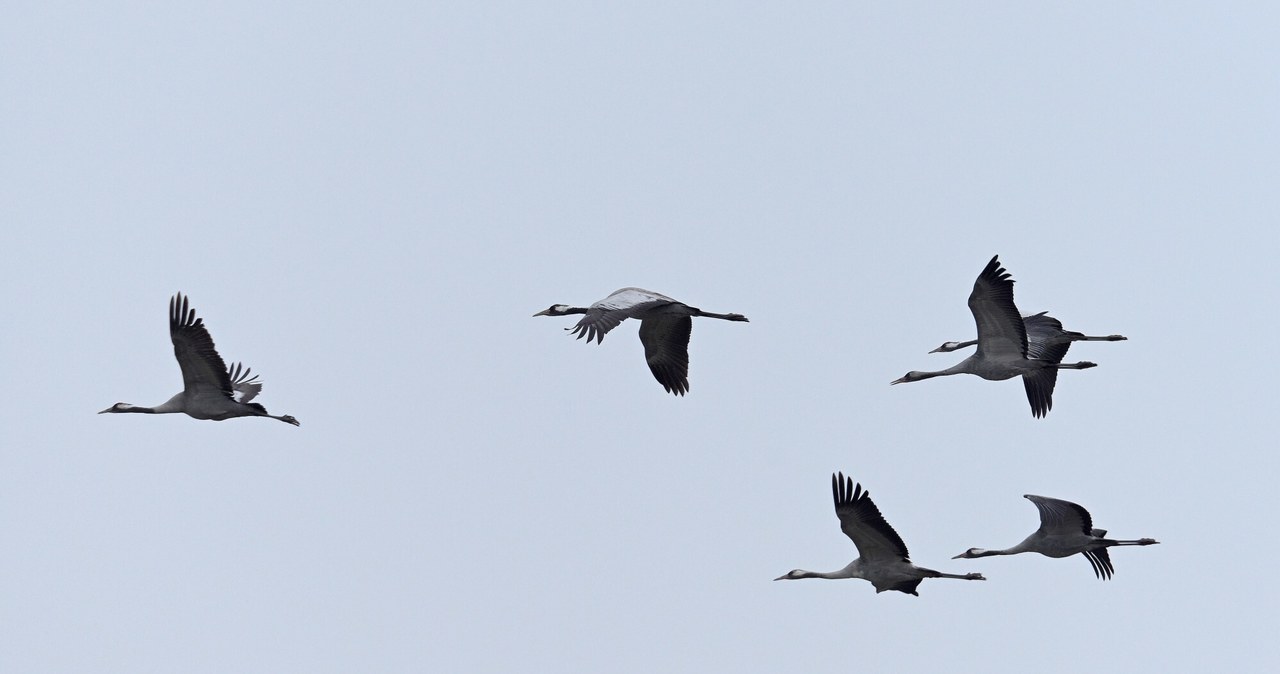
227,362 -> 263,403
169,293 -> 234,398
569,288 -> 676,344
968,256 -> 1028,361
638,315 -> 691,395
1024,494 -> 1094,537
832,473 -> 910,563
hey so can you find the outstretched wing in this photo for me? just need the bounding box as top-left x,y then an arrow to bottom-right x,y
638,315 -> 691,395
1024,494 -> 1095,536
968,256 -> 1028,361
832,473 -> 911,563
569,288 -> 677,344
170,293 -> 234,398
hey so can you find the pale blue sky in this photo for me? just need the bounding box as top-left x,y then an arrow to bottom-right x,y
2,2 -> 1277,672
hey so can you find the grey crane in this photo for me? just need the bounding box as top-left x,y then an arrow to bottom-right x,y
930,310 -> 1126,355
891,256 -> 1099,417
533,287 -> 747,395
774,473 -> 986,596
929,311 -> 1127,417
99,293 -> 299,426
952,494 -> 1158,580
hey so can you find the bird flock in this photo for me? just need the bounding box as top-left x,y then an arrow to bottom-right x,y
101,254 -> 1156,595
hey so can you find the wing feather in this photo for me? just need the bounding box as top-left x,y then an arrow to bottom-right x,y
227,362 -> 263,403
169,293 -> 234,398
1083,548 -> 1114,580
638,315 -> 691,395
569,289 -> 677,344
1023,312 -> 1073,364
1025,494 -> 1095,536
832,473 -> 911,563
1021,369 -> 1058,419
968,256 -> 1028,361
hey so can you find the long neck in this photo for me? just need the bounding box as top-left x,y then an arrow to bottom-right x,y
968,541 -> 1033,558
151,393 -> 185,413
794,565 -> 859,580
912,358 -> 977,381
943,339 -> 979,352
117,405 -> 159,414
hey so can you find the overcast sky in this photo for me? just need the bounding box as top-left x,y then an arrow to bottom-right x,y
3,2 -> 1277,672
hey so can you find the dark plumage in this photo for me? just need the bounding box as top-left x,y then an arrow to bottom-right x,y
99,293 -> 299,426
953,494 -> 1159,580
534,287 -> 747,395
774,473 -> 986,596
892,255 -> 1101,417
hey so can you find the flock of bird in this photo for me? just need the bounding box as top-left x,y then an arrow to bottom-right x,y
99,254 -> 1157,596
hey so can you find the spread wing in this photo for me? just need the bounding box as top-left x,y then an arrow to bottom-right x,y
169,293 -> 234,398
969,256 -> 1028,361
1024,494 -> 1094,536
638,315 -> 691,395
832,473 -> 911,563
569,288 -> 677,344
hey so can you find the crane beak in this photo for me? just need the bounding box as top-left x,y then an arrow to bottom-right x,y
98,406 -> 112,414
927,346 -> 946,354
950,553 -> 965,559
532,309 -> 552,317
772,574 -> 788,581
890,376 -> 907,385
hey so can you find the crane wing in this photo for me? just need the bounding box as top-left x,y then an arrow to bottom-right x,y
1024,494 -> 1095,537
227,362 -> 263,403
1022,311 -> 1073,364
832,473 -> 911,563
1021,369 -> 1058,419
569,289 -> 676,344
638,315 -> 691,395
1083,548 -> 1115,580
1019,312 -> 1073,419
169,293 -> 235,399
968,256 -> 1028,361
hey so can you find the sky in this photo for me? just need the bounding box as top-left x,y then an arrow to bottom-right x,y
2,2 -> 1277,672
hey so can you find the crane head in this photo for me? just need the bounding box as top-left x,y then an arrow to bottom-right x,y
890,372 -> 929,385
533,304 -> 572,317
